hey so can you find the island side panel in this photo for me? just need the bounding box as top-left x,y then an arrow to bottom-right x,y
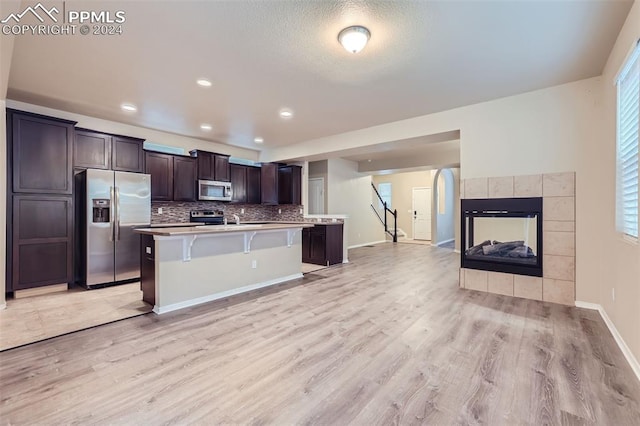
154,231 -> 303,313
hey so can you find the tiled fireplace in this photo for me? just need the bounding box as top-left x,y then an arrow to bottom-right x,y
459,172 -> 575,305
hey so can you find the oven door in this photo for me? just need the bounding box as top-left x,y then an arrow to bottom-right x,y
198,180 -> 232,201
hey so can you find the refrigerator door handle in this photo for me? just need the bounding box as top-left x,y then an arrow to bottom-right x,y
115,186 -> 121,241
109,186 -> 115,242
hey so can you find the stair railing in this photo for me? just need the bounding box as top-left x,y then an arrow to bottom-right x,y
370,183 -> 398,242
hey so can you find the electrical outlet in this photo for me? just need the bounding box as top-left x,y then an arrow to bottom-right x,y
158,207 -> 163,215
241,208 -> 245,214
612,288 -> 615,301
251,260 -> 257,269
300,208 -> 303,214
278,208 -> 282,214
146,246 -> 152,254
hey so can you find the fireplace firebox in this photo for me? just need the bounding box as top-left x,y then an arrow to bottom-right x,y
461,197 -> 543,277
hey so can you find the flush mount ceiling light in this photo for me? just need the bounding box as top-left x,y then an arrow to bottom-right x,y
120,103 -> 137,112
279,109 -> 293,119
196,78 -> 212,87
338,25 -> 371,54
254,137 -> 264,144
200,124 -> 212,131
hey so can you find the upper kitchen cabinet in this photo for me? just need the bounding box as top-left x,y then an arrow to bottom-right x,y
145,151 -> 174,201
9,110 -> 76,194
229,164 -> 247,203
74,129 -> 110,170
190,150 -> 231,182
173,156 -> 197,201
278,165 -> 302,205
261,163 -> 279,205
145,151 -> 197,202
246,166 -> 261,204
74,129 -> 144,173
111,136 -> 144,173
230,164 -> 262,204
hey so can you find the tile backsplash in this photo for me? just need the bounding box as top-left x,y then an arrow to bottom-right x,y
151,201 -> 303,223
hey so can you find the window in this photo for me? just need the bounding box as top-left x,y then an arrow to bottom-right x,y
378,182 -> 392,209
616,41 -> 640,239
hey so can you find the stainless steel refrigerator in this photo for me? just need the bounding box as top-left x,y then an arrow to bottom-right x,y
84,169 -> 150,288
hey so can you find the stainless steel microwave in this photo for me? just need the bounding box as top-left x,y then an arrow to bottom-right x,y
198,180 -> 232,201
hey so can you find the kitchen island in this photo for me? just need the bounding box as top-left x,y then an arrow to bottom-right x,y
135,223 -> 313,314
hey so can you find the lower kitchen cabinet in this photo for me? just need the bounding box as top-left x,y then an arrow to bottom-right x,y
302,223 -> 343,266
140,234 -> 155,306
11,195 -> 73,291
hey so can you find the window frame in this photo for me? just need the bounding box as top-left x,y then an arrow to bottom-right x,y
615,39 -> 640,242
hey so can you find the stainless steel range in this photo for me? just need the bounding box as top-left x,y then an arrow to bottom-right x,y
190,210 -> 225,225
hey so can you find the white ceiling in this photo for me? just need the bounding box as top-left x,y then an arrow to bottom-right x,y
7,0 -> 633,153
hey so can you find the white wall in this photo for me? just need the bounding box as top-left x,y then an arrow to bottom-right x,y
327,158 -> 386,248
372,170 -> 434,239
584,1 -> 640,364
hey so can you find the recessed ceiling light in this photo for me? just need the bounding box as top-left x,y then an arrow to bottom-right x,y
200,124 -> 212,131
121,103 -> 137,112
279,109 -> 293,119
196,78 -> 212,87
254,137 -> 264,144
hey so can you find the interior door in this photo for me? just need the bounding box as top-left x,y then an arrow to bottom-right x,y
308,178 -> 324,214
412,187 -> 432,240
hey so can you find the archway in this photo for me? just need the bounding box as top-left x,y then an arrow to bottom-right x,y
431,168 -> 456,247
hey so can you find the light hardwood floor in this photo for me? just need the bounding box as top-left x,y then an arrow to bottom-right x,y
1,243 -> 639,424
0,283 -> 151,351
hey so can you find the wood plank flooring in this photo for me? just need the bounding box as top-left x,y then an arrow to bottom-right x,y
0,282 -> 151,351
1,243 -> 639,424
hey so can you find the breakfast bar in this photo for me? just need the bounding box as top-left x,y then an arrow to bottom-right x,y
135,223 -> 313,314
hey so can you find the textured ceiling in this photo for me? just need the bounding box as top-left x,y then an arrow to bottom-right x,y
7,0 -> 633,151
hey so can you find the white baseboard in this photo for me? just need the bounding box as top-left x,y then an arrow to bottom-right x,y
0,302 -> 6,310
348,240 -> 387,249
435,238 -> 455,246
575,301 -> 640,383
453,249 -> 461,254
153,273 -> 303,315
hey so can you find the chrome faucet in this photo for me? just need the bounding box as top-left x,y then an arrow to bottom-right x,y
233,214 -> 240,225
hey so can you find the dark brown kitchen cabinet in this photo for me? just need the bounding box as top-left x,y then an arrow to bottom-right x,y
246,166 -> 261,204
302,223 -> 343,266
230,164 -> 247,203
278,165 -> 302,205
11,195 -> 73,290
191,150 -> 230,182
214,154 -> 230,181
74,129 -> 144,173
261,163 -> 279,205
173,156 -> 197,201
10,110 -> 75,194
145,151 -> 173,201
230,164 -> 261,204
74,130 -> 110,170
140,234 -> 155,306
112,136 -> 144,173
145,151 -> 197,201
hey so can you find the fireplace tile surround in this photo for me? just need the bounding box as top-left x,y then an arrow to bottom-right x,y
460,172 -> 576,305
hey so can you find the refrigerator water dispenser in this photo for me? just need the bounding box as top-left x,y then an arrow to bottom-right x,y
92,199 -> 110,223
